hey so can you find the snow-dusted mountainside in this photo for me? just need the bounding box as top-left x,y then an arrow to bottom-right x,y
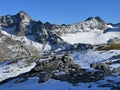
58,18 -> 120,45
0,11 -> 63,44
0,11 -> 119,53
52,16 -> 110,34
0,11 -> 119,47
0,11 -> 120,90
0,30 -> 43,60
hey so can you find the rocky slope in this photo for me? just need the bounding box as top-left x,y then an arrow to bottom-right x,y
0,30 -> 43,60
0,11 -> 63,44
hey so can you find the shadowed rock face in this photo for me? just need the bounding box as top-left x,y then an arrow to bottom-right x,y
95,17 -> 106,25
0,11 -> 30,28
86,16 -> 106,26
0,32 -> 41,60
0,11 -> 63,44
91,63 -> 111,76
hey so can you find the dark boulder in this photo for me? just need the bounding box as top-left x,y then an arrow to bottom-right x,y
38,70 -> 53,83
90,63 -> 111,75
53,69 -> 104,84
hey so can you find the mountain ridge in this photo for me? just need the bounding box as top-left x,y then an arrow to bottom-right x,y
0,11 -> 112,45
0,11 -> 120,60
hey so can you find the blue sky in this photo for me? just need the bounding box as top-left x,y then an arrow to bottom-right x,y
0,0 -> 120,24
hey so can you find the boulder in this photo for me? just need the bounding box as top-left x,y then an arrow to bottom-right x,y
38,70 -> 53,83
33,59 -> 63,72
69,64 -> 80,71
90,63 -> 111,75
53,69 -> 104,84
61,54 -> 73,65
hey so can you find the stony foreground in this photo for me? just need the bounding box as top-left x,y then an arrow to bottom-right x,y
0,49 -> 120,90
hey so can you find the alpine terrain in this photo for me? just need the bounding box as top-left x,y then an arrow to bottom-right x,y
0,11 -> 120,90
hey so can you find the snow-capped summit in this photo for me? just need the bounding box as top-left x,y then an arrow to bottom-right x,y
85,16 -> 106,26
86,16 -> 105,24
75,16 -> 108,32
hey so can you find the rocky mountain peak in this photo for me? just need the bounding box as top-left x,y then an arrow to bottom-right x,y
95,16 -> 106,25
86,16 -> 105,24
0,11 -> 31,28
16,11 -> 31,20
79,16 -> 107,31
85,17 -> 94,21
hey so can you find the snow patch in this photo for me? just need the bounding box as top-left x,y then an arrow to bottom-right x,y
73,50 -> 120,68
0,59 -> 36,82
1,76 -> 119,90
61,30 -> 120,45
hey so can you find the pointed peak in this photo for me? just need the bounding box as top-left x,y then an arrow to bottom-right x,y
16,11 -> 31,20
95,16 -> 104,22
17,11 -> 28,15
85,16 -> 103,21
85,17 -> 94,21
85,16 -> 105,24
95,16 -> 102,20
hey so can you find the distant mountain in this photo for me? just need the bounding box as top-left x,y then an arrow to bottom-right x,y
0,11 -> 110,43
0,11 -> 120,60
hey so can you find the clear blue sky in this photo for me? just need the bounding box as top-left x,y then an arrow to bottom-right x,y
0,0 -> 120,24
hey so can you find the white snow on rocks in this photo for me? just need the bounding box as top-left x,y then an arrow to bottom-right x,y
109,63 -> 120,70
0,59 -> 36,82
73,50 -> 120,68
14,36 -> 43,51
0,29 -> 44,52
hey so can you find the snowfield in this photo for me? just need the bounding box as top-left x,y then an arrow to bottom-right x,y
0,75 -> 120,90
73,50 -> 120,68
61,29 -> 120,45
0,59 -> 36,82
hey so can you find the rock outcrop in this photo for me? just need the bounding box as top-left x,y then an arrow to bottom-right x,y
90,63 -> 111,75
